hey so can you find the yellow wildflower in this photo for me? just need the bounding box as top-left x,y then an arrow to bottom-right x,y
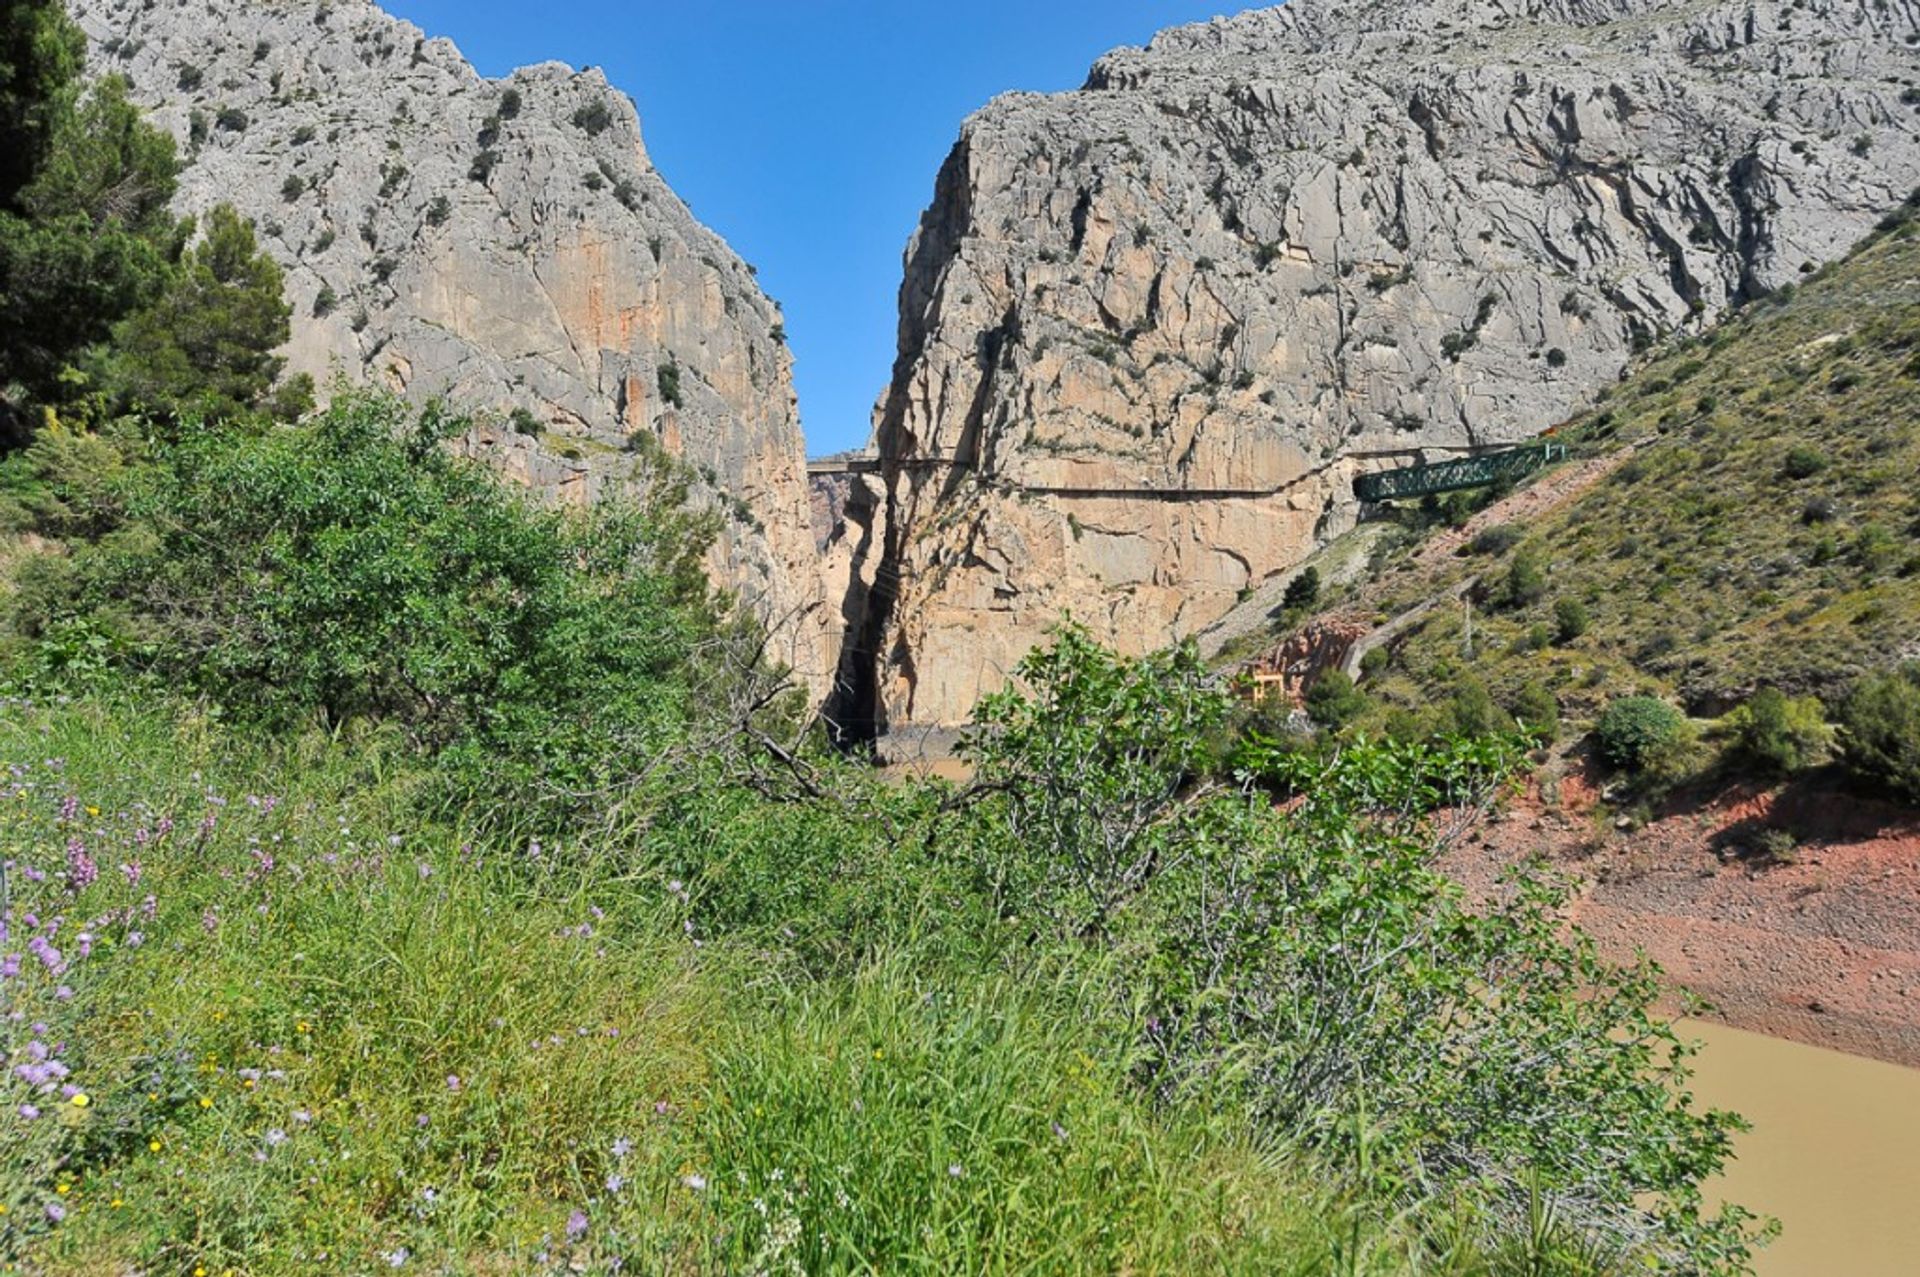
70,1092 -> 90,1108
149,1139 -> 162,1152
199,1097 -> 213,1109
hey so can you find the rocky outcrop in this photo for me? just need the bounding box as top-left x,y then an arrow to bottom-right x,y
71,0 -> 835,692
836,0 -> 1920,735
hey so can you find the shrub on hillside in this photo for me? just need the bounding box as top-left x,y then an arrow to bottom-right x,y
1447,674 -> 1500,737
1596,696 -> 1687,771
1781,444 -> 1828,479
1304,668 -> 1367,730
1553,597 -> 1590,643
1727,687 -> 1833,775
1512,680 -> 1560,742
1469,523 -> 1523,556
1838,666 -> 1920,803
1281,565 -> 1320,612
1499,545 -> 1548,608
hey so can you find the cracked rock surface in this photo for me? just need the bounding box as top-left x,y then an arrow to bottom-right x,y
834,0 -> 1920,734
73,0 -> 835,694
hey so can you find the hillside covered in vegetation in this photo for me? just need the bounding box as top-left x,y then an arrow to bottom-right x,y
1264,202 -> 1920,814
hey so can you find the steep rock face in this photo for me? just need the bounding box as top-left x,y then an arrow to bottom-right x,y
837,0 -> 1920,734
72,0 -> 835,691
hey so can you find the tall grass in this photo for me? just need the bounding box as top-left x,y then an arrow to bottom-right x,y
4,698 -> 1545,1274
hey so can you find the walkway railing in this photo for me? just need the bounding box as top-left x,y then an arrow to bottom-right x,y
1354,443 -> 1566,503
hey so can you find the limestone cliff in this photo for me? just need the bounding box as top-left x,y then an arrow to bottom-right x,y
71,0 -> 834,691
835,0 -> 1920,735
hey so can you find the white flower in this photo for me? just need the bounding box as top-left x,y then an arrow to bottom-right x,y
682,1173 -> 707,1191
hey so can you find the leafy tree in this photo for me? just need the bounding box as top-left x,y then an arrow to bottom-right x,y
1838,666 -> 1920,803
18,394 -> 723,810
93,204 -> 294,420
1596,696 -> 1686,771
1727,686 -> 1832,775
963,625 -> 1233,934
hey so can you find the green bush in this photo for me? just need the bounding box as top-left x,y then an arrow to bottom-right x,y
1447,675 -> 1500,737
1838,666 -> 1920,803
1501,545 -> 1549,608
1595,696 -> 1687,771
1727,687 -> 1833,775
571,101 -> 614,136
17,394 -> 722,815
1512,681 -> 1561,743
1281,564 -> 1320,612
1470,524 -> 1523,556
1304,668 -> 1367,731
1554,597 -> 1591,643
1781,444 -> 1828,479
658,359 -> 684,408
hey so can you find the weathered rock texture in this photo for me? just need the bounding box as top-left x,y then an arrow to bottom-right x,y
72,0 -> 835,691
836,0 -> 1920,735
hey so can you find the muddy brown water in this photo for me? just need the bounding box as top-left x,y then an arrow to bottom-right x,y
1685,1019 -> 1920,1276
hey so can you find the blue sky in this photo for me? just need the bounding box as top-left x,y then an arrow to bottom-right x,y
380,1 -> 1262,455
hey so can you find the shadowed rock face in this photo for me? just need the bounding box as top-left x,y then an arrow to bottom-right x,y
71,0 -> 835,694
833,0 -> 1920,737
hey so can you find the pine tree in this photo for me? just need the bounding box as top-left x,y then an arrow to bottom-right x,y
100,205 -> 292,421
0,1 -> 181,410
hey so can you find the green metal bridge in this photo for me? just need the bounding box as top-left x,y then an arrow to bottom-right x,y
1354,442 -> 1567,503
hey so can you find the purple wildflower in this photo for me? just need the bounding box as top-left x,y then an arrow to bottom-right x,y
566,1210 -> 589,1241
65,839 -> 96,893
